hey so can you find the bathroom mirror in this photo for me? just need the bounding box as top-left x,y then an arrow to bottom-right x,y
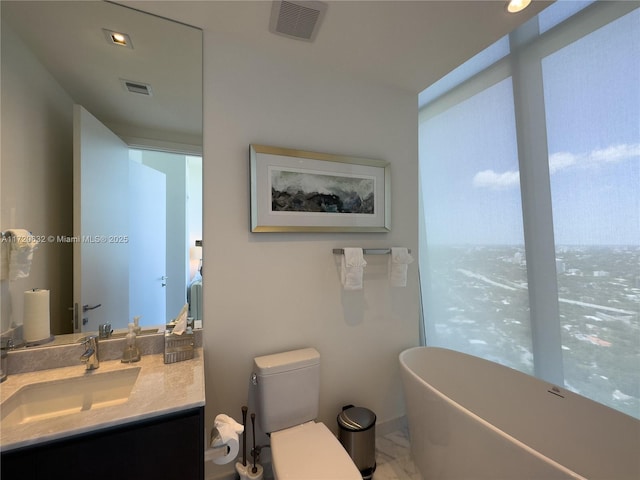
1,1 -> 202,344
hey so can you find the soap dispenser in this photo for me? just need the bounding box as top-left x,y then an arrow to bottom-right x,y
121,323 -> 141,363
133,315 -> 142,335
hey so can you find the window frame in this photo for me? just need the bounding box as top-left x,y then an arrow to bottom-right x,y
419,1 -> 639,386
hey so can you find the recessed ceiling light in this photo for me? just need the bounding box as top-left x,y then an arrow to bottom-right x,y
103,29 -> 133,49
506,0 -> 531,14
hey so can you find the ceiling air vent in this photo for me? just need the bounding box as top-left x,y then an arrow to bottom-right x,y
269,1 -> 328,42
121,79 -> 153,96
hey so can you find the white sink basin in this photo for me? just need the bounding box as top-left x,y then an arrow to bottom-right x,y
1,367 -> 140,428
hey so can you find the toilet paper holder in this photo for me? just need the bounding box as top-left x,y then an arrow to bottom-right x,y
205,444 -> 230,462
205,426 -> 230,461
210,426 -> 223,447
207,425 -> 240,465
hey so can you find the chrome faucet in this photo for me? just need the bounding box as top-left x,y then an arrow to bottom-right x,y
1,338 -> 13,383
80,335 -> 99,370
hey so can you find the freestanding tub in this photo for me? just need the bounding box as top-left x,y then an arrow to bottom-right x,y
399,347 -> 640,480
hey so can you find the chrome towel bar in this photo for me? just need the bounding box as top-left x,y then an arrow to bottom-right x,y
332,248 -> 411,255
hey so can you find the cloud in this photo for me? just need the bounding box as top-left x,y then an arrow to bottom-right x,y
549,143 -> 640,173
474,143 -> 640,189
588,143 -> 640,164
472,169 -> 520,189
548,152 -> 577,173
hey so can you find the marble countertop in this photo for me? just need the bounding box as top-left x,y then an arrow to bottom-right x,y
0,348 -> 205,452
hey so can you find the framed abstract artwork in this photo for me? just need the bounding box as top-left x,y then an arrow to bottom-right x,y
250,144 -> 390,232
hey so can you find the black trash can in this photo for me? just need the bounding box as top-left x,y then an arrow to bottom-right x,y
337,405 -> 376,479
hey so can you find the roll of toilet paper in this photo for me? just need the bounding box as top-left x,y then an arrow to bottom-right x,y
208,435 -> 239,465
23,289 -> 50,343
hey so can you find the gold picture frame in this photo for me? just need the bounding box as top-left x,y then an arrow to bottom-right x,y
250,144 -> 390,232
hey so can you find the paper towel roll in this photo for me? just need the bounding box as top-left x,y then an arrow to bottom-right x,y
23,289 -> 50,342
209,435 -> 239,465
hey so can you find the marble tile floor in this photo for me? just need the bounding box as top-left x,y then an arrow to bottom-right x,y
236,427 -> 422,480
374,427 -> 423,480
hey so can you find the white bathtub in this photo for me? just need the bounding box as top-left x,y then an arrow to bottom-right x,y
399,346 -> 640,480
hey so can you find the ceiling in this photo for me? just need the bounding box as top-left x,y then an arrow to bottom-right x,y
2,0 -> 553,147
125,0 -> 551,93
2,0 -> 203,147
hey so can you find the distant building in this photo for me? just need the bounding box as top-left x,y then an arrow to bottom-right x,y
556,259 -> 566,274
593,270 -> 610,277
513,251 -> 523,264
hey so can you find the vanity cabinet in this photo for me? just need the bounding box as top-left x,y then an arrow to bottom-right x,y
1,407 -> 204,480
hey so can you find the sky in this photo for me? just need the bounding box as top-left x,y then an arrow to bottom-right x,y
420,4 -> 639,247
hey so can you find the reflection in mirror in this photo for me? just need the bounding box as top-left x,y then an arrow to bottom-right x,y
1,1 -> 203,347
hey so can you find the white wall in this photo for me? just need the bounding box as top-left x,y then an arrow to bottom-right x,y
1,20 -> 74,336
2,15 -> 421,478
202,31 -> 419,477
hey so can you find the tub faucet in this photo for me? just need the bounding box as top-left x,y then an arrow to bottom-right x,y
80,335 -> 99,370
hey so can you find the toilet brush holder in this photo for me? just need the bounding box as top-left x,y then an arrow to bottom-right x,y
248,464 -> 264,480
235,462 -> 246,480
235,462 -> 263,480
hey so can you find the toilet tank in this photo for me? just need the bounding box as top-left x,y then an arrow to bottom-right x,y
254,348 -> 320,433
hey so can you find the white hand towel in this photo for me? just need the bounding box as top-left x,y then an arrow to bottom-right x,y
7,229 -> 38,281
341,248 -> 367,290
389,247 -> 414,287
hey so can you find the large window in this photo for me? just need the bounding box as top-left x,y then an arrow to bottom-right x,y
419,1 -> 639,419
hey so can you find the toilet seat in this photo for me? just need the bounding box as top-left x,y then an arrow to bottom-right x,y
271,421 -> 362,480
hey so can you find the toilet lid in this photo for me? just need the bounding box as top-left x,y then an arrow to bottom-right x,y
271,421 -> 362,480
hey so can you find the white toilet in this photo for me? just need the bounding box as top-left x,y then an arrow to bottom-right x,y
253,347 -> 362,480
